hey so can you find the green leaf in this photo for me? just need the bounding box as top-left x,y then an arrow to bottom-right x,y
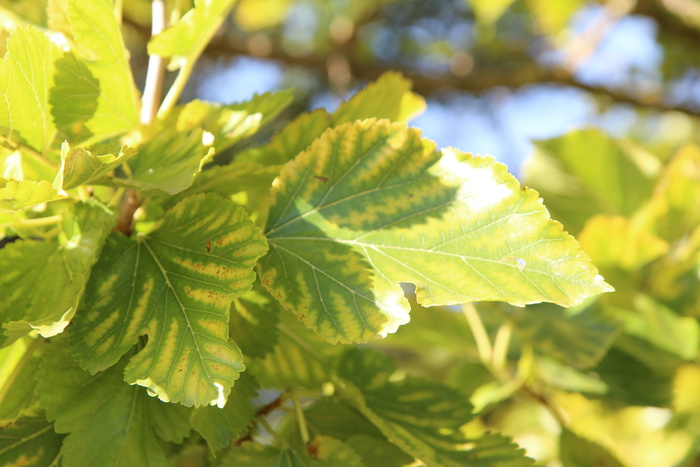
70,194 -> 268,407
190,372 -> 259,452
0,417 -> 63,467
0,338 -> 41,423
0,200 -> 113,346
502,302 -> 621,369
116,126 -> 213,194
145,396 -> 193,444
36,338 -> 167,467
230,284 -> 281,358
66,0 -> 140,136
307,436 -> 364,467
0,26 -> 60,154
337,348 -> 532,467
523,128 -> 658,234
236,109 -> 332,166
559,428 -> 623,467
260,119 -> 612,344
55,142 -> 135,189
182,162 -> 281,199
0,179 -> 65,213
49,50 -> 99,139
344,435 -> 414,467
175,90 -> 294,153
148,0 -> 239,67
332,72 -> 426,125
469,0 -> 516,25
249,310 -> 344,389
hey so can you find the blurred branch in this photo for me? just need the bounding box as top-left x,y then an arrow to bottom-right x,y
631,0 -> 700,42
203,37 -> 700,117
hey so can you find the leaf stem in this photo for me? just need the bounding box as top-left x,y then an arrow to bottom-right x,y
0,214 -> 63,231
156,61 -> 192,120
491,320 -> 512,376
462,303 -> 493,365
141,0 -> 167,125
291,391 -> 310,444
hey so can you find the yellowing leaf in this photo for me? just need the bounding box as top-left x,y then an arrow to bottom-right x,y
70,194 -> 268,407
66,0 -> 140,136
332,72 -> 426,125
0,200 -> 113,346
0,417 -> 63,467
0,179 -> 65,213
0,26 -> 60,154
260,119 -> 612,344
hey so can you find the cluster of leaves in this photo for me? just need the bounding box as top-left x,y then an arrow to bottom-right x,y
0,1 -> 612,466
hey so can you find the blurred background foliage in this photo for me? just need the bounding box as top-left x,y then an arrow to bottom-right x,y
2,0 -> 700,465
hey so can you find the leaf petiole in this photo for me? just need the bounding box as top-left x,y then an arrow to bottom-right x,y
291,391 -> 310,445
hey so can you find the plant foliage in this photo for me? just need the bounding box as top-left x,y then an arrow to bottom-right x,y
0,1 -> 635,466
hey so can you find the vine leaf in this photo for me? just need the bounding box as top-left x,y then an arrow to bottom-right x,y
66,0 -> 141,136
332,72 -> 426,125
337,348 -> 533,467
36,338 -> 167,467
0,417 -> 63,467
148,0 -> 239,68
0,200 -> 113,346
259,119 -> 613,344
55,142 -> 135,190
0,179 -> 66,213
0,26 -> 60,154
70,194 -> 268,407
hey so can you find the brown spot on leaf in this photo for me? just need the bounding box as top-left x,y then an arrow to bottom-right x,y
313,175 -> 328,183
205,239 -> 212,252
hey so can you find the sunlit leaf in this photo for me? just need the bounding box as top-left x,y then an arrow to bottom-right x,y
175,90 -> 294,153
577,214 -> 669,271
234,0 -> 291,32
236,109 -> 332,167
190,372 -> 258,452
0,200 -> 113,346
524,129 -> 658,234
332,72 -> 426,125
559,428 -> 623,467
0,179 -> 65,213
70,194 -> 268,407
0,417 -> 63,467
0,338 -> 41,423
37,338 -> 167,467
260,119 -> 612,344
0,26 -> 60,154
149,0 -> 239,67
115,126 -> 213,194
66,0 -> 140,136
55,142 -> 135,189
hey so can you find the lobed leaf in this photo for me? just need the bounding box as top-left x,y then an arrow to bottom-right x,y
66,0 -> 140,136
0,179 -> 65,213
0,417 -> 63,467
259,119 -> 612,344
0,26 -> 60,154
0,200 -> 113,346
70,194 -> 268,407
37,338 -> 167,467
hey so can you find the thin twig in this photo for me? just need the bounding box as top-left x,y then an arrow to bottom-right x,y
141,0 -> 167,125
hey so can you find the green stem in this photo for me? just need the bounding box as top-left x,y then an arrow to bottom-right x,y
0,214 -> 63,231
156,62 -> 193,119
291,391 -> 310,444
491,320 -> 512,376
462,303 -> 493,365
259,415 -> 287,447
